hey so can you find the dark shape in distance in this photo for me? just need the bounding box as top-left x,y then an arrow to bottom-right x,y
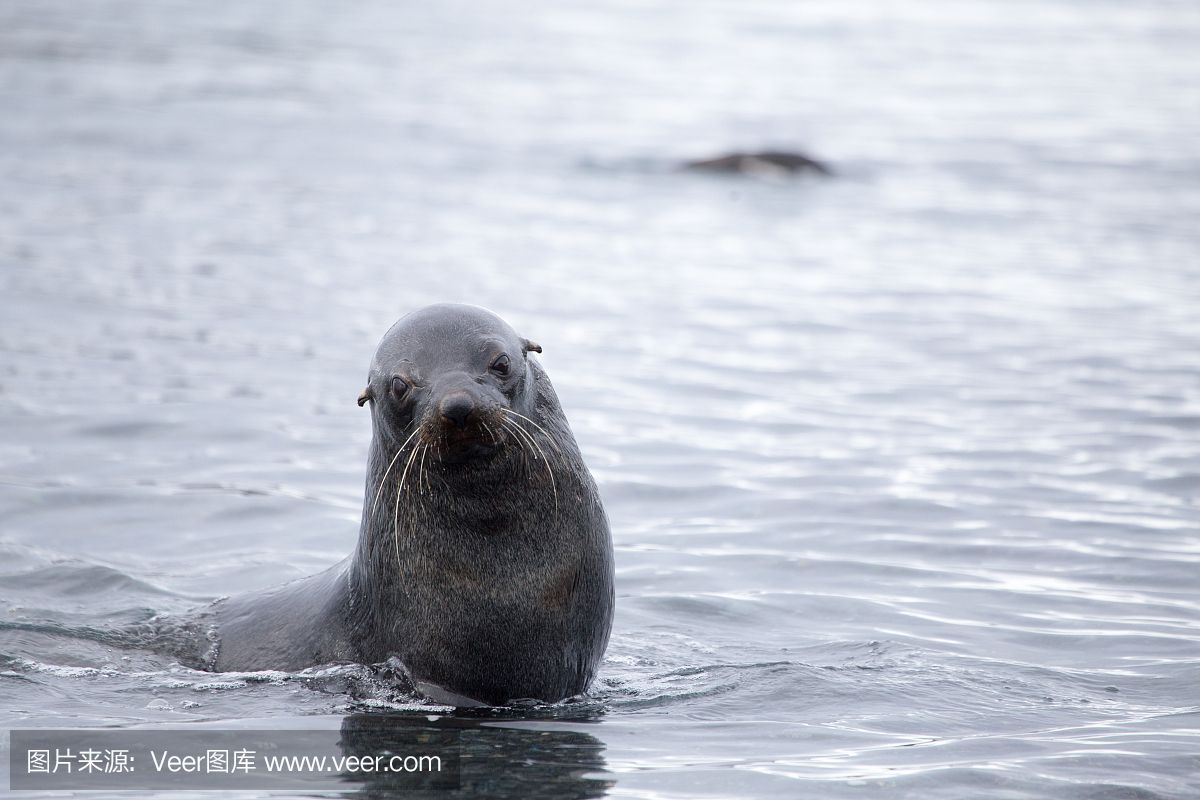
684,150 -> 833,177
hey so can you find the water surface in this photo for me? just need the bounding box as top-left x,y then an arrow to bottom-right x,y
2,0 -> 1199,797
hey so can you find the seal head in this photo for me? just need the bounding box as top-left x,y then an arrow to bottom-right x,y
358,304 -> 542,467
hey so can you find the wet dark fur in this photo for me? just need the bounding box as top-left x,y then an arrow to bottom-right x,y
203,304 -> 615,706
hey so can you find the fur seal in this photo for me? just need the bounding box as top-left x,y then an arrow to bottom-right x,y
203,304 -> 615,706
684,150 -> 833,177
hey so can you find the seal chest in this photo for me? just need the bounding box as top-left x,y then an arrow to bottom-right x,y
209,304 -> 615,707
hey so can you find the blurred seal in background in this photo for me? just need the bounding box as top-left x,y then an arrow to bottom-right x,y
684,150 -> 833,177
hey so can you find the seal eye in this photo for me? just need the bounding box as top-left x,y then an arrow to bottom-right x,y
391,376 -> 409,397
490,354 -> 511,377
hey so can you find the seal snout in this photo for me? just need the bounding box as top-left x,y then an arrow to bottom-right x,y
439,391 -> 476,429
427,384 -> 503,464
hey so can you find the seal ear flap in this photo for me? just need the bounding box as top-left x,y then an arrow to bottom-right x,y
357,387 -> 373,407
522,338 -> 542,355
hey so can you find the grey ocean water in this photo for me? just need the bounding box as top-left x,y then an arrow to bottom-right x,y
2,0 -> 1199,797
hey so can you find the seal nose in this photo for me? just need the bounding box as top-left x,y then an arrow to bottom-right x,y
439,392 -> 475,429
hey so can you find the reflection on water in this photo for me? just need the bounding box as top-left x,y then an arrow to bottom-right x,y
338,713 -> 611,800
2,0 -> 1199,797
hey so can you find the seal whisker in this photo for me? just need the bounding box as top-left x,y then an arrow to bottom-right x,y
370,424 -> 423,520
500,418 -> 532,479
417,443 -> 430,495
481,420 -> 499,447
507,415 -> 549,466
504,409 -> 563,455
422,443 -> 437,494
501,417 -> 528,458
392,439 -> 423,566
504,416 -> 558,517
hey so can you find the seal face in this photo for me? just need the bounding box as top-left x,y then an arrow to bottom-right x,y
357,303 -> 543,470
206,304 -> 615,706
